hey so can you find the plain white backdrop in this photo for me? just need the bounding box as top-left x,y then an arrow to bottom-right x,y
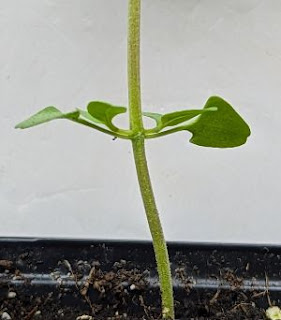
1,0 -> 280,243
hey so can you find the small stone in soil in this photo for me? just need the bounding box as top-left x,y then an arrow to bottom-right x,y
130,283 -> 136,290
1,312 -> 12,320
7,291 -> 16,299
34,310 -> 42,318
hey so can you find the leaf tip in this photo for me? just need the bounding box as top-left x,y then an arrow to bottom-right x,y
14,121 -> 27,129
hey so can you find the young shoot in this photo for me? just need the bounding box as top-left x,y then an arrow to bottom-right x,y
15,1 -> 251,319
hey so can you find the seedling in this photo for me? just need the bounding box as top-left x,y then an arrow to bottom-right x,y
15,1 -> 250,319
266,306 -> 281,320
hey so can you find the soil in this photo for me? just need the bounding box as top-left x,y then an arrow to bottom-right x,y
0,259 -> 268,319
0,240 -> 277,319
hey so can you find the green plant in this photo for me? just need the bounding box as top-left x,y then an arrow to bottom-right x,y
15,1 -> 251,319
266,306 -> 281,320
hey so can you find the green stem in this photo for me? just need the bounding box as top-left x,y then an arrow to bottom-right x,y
132,137 -> 175,319
127,1 -> 174,318
128,0 -> 143,133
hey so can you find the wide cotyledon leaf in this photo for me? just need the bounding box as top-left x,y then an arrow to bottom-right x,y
185,96 -> 251,148
15,107 -> 79,129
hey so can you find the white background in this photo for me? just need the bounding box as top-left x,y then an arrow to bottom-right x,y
1,0 -> 280,243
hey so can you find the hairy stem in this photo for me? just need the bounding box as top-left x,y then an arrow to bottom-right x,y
128,0 -> 174,318
132,136 -> 175,319
128,0 -> 143,133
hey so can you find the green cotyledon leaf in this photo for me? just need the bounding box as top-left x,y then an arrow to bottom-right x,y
15,107 -> 79,129
87,101 -> 126,131
15,102 -> 130,138
161,109 -> 212,127
77,108 -> 102,124
185,96 -> 251,148
142,112 -> 162,127
143,109 -> 215,132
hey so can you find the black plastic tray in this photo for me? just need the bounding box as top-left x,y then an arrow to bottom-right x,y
0,238 -> 280,319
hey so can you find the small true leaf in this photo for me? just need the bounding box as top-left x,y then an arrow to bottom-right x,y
185,96 -> 251,148
87,101 -> 126,130
15,107 -> 79,129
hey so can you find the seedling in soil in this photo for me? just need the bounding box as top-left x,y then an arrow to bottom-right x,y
266,306 -> 281,320
15,1 -> 251,319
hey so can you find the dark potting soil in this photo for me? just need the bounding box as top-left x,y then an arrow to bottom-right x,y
0,240 -> 278,319
0,263 -> 267,320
